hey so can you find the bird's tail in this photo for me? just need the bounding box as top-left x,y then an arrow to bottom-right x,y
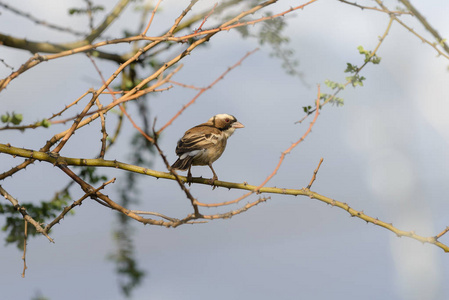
171,156 -> 194,171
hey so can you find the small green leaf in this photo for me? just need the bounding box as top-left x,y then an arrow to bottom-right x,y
357,45 -> 368,55
344,63 -> 358,73
41,119 -> 51,128
11,113 -> 23,125
371,55 -> 381,64
302,105 -> 312,113
1,113 -> 10,123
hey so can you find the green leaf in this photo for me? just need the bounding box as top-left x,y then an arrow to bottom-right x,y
344,63 -> 358,73
357,45 -> 368,55
41,119 -> 51,128
303,105 -> 312,113
371,56 -> 381,64
1,113 -> 10,123
324,79 -> 345,90
346,75 -> 365,87
11,113 -> 23,125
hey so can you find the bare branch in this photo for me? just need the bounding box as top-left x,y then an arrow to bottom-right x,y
0,1 -> 87,37
374,0 -> 449,60
193,3 -> 218,34
398,0 -> 449,56
338,0 -> 413,15
2,143 -> 448,251
306,158 -> 324,190
152,130 -> 200,216
157,48 -> 259,134
43,178 -> 116,233
141,0 -> 163,36
0,185 -> 54,243
436,227 -> 449,240
21,220 -> 28,278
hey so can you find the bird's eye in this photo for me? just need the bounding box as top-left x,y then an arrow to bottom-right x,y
225,118 -> 230,122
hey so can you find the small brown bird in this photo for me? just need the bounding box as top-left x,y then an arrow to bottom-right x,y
171,113 -> 244,185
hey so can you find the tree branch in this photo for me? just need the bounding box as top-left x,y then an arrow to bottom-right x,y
397,0 -> 449,56
0,185 -> 54,243
1,142 -> 448,252
373,0 -> 449,60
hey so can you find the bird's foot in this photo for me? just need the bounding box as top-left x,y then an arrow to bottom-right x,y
208,176 -> 218,190
187,173 -> 193,186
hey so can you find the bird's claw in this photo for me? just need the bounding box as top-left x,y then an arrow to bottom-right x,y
209,176 -> 218,190
186,173 -> 193,186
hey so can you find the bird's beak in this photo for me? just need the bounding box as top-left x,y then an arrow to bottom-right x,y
232,121 -> 244,129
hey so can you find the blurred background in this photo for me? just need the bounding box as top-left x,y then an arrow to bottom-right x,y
1,0 -> 449,299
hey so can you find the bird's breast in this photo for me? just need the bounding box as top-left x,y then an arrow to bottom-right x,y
191,138 -> 227,166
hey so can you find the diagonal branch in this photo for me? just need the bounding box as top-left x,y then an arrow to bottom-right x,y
0,185 -> 54,243
84,0 -> 131,43
141,0 -> 163,36
0,1 -> 87,37
43,178 -> 116,234
373,0 -> 449,60
152,127 -> 200,216
157,48 -> 259,134
397,0 -> 449,56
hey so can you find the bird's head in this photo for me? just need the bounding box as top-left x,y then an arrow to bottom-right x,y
208,113 -> 244,138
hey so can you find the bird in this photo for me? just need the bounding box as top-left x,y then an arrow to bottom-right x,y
171,113 -> 244,186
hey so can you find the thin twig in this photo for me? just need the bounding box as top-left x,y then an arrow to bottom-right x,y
168,80 -> 202,90
48,90 -> 92,121
296,15 -> 394,124
131,210 -> 208,224
177,0 -> 318,41
0,57 -> 14,70
193,3 -> 218,34
85,0 -> 95,31
0,185 -> 54,242
44,178 -> 116,233
167,0 -> 199,36
84,0 -> 132,43
0,1 -> 88,37
202,197 -> 270,220
86,54 -> 109,158
374,0 -> 449,60
306,158 -> 323,190
55,165 -> 175,227
96,97 -> 108,158
398,0 -> 449,56
52,92 -> 99,154
0,90 -> 91,131
21,220 -> 28,278
119,105 -> 155,143
436,227 -> 449,240
157,48 -> 259,134
130,210 -> 178,222
338,0 -> 413,15
142,0 -> 163,36
152,124 -> 200,216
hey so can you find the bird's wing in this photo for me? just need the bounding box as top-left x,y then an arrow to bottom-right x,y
175,125 -> 222,156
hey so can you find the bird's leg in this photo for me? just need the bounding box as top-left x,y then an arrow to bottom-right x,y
208,163 -> 218,188
187,165 -> 193,186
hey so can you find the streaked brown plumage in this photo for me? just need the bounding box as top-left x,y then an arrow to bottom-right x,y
171,113 -> 244,185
